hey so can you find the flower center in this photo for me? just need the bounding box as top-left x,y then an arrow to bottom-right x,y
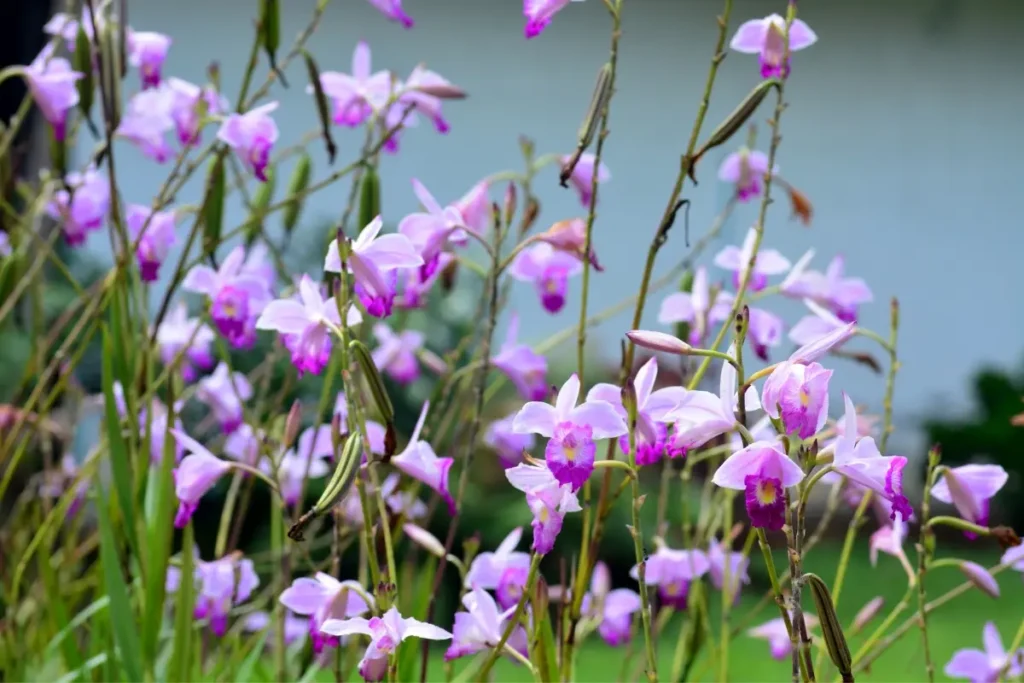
756,478 -> 778,506
799,389 -> 810,407
664,581 -> 682,597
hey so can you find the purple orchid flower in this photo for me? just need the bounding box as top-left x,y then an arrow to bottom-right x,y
451,180 -> 491,240
712,440 -> 805,531
44,9 -> 104,51
505,462 -> 582,554
788,299 -> 855,351
197,362 -> 252,434
167,550 -> 259,637
117,86 -> 177,162
321,607 -> 452,683
485,414 -> 536,469
397,251 -> 453,309
155,301 -> 215,381
560,153 -> 610,206
523,0 -> 586,39
341,473 -> 424,526
535,218 -> 603,271
710,291 -> 785,360
125,204 -> 177,282
658,266 -> 713,346
399,179 -> 467,279
718,148 -> 777,202
257,274 -> 363,377
218,102 -> 279,182
243,610 -> 309,648
170,429 -> 233,528
182,245 -> 273,347
666,345 -> 760,457
831,394 -> 913,522
960,561 -> 1000,599
464,527 -> 531,610
445,587 -> 526,662
391,400 -> 455,513
749,613 -> 818,661
397,65 -> 464,135
126,29 -> 171,89
46,166 -> 110,246
167,77 -> 229,146
626,329 -> 693,356
782,253 -> 873,324
730,14 -> 818,79
512,373 -> 627,490
631,545 -> 710,610
509,243 -> 584,314
714,227 -> 791,293
324,215 -> 424,318
223,423 -> 265,467
869,512 -> 915,583
371,322 -> 423,385
493,314 -> 548,402
22,44 -> 81,142
111,382 -> 185,463
266,426 -> 334,506
280,574 -> 374,654
1002,545 -> 1024,582
580,561 -> 642,646
365,0 -> 414,28
760,360 -> 832,440
316,41 -> 393,128
930,464 -> 1008,539
707,538 -> 751,602
586,357 -> 687,466
945,622 -> 1024,683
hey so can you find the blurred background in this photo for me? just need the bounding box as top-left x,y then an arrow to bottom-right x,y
2,0 -> 1023,680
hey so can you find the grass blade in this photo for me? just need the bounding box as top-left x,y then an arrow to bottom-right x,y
94,489 -> 144,681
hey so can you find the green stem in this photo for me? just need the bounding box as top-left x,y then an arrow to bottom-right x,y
476,554 -> 541,680
756,529 -> 794,637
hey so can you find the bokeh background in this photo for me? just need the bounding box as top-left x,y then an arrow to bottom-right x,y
2,0 -> 1023,680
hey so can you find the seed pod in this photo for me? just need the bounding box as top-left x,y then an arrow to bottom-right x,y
282,153 -> 312,235
302,50 -> 337,163
260,0 -> 283,83
202,156 -> 226,259
695,78 -> 781,161
288,432 -> 364,541
348,339 -> 395,424
283,399 -> 302,450
805,573 -> 853,681
244,167 -> 275,247
73,22 -> 95,124
358,166 -> 381,232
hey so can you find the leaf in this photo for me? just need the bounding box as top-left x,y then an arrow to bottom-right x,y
101,325 -> 141,558
169,523 -> 195,682
94,488 -> 144,681
301,50 -> 337,163
203,156 -> 226,260
38,544 -> 85,671
234,629 -> 269,682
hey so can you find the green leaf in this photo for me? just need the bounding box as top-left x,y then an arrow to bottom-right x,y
94,489 -> 144,681
38,543 -> 85,671
141,401 -> 179,668
169,523 -> 195,682
234,628 -> 269,682
101,325 -> 141,558
302,50 -> 338,164
203,156 -> 226,260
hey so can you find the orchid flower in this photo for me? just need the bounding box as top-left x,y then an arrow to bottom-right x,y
197,362 -> 252,434
587,357 -> 687,466
718,148 -> 778,202
170,429 -> 233,528
712,440 -> 805,530
714,227 -> 791,292
782,254 -> 873,323
46,167 -> 110,247
760,360 -> 832,440
930,464 -> 1008,539
631,545 -> 710,610
398,179 -> 467,280
729,14 -> 818,79
945,622 -> 1024,683
658,266 -> 714,346
324,216 -> 424,318
749,613 -> 818,660
485,413 -> 535,469
371,322 -> 424,385
560,153 -> 610,206
508,243 -> 584,314
117,86 -> 177,162
464,527 -> 532,609
492,314 -> 548,402
320,607 -> 451,682
126,29 -> 172,89
445,587 -> 526,661
710,291 -> 785,360
869,512 -> 915,583
217,102 -> 279,182
267,426 -> 335,506
125,204 -> 177,282
523,0 -> 586,39
505,462 -> 582,554
391,401 -> 455,513
155,302 -> 215,382
280,574 -> 374,653
789,299 -> 853,350
22,44 -> 81,142
182,245 -> 273,348
513,373 -> 627,490
167,551 -> 259,637
167,77 -> 229,145
316,41 -> 394,128
582,561 -> 643,646
365,0 -> 414,28
708,537 -> 751,602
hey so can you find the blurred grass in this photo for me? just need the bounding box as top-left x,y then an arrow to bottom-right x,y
290,538 -> 1019,683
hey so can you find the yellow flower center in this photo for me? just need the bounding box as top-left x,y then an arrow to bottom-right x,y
538,506 -> 549,522
564,445 -> 577,462
757,479 -> 778,506
799,389 -> 810,407
664,582 -> 680,597
544,279 -> 559,293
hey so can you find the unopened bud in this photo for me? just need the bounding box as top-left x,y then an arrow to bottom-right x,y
850,596 -> 884,634
522,197 -> 540,233
403,523 -> 446,558
462,533 -> 481,565
959,561 -> 1000,599
440,257 -> 458,292
503,182 -> 518,227
805,573 -> 852,680
283,399 -> 302,450
786,183 -> 813,226
626,330 -> 692,356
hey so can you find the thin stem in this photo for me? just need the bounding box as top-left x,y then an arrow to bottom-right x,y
476,554 -> 541,680
756,528 -> 794,637
915,448 -> 941,683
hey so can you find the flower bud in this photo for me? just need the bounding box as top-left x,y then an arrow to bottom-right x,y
283,399 -> 302,450
462,533 -> 481,566
850,596 -> 884,634
959,561 -> 1000,599
302,50 -> 337,163
503,181 -> 518,227
626,330 -> 692,356
282,153 -> 312,235
403,523 -> 446,558
786,183 -> 813,226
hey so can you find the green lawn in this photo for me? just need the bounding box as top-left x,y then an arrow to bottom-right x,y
428,539 -> 1022,682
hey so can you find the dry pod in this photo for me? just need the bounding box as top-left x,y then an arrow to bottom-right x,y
805,573 -> 853,682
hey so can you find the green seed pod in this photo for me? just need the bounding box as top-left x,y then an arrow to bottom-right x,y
358,165 -> 381,231
348,339 -> 394,424
202,156 -> 226,260
73,22 -> 95,122
696,78 -> 781,160
288,432 -> 363,542
577,63 -> 613,150
245,167 -> 275,247
805,573 -> 853,682
282,154 -> 312,235
260,0 -> 282,78
302,50 -> 337,163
